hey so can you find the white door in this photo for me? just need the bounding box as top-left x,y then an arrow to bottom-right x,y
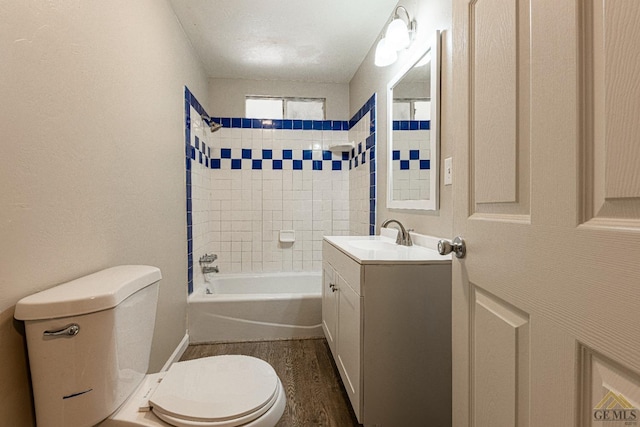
451,0 -> 640,426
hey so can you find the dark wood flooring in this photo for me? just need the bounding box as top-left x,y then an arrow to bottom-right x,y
180,338 -> 362,427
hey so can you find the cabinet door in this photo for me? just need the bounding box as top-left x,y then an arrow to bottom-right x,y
336,274 -> 362,420
321,262 -> 338,355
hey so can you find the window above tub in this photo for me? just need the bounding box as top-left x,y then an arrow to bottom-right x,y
245,96 -> 326,120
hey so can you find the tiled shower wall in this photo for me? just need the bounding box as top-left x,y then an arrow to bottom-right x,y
185,88 -> 376,292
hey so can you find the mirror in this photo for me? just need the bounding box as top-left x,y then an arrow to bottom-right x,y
387,31 -> 440,210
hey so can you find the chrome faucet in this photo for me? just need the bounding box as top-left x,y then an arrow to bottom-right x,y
199,253 -> 219,274
381,219 -> 413,246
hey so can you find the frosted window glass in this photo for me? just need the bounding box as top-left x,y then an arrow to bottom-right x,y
414,101 -> 431,120
393,101 -> 410,120
246,99 -> 283,119
285,99 -> 325,120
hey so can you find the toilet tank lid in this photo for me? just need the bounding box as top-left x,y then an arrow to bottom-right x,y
14,265 -> 162,321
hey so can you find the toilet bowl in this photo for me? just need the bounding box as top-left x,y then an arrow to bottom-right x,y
14,265 -> 286,427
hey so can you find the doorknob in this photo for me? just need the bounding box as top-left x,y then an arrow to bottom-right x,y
437,236 -> 466,258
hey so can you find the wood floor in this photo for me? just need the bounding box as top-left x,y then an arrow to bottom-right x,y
180,338 -> 362,427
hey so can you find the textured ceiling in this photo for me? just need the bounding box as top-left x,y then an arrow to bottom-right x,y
168,0 -> 398,83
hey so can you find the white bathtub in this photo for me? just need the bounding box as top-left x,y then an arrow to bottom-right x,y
188,272 -> 323,343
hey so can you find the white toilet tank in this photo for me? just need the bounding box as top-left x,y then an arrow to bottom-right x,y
14,265 -> 162,427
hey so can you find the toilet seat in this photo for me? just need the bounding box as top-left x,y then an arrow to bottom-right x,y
149,355 -> 281,427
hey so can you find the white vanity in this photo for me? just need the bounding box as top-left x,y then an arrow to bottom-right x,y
322,234 -> 452,426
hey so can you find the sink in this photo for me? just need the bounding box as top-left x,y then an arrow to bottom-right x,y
348,240 -> 399,251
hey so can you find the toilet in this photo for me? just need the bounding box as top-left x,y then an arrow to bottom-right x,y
14,265 -> 286,427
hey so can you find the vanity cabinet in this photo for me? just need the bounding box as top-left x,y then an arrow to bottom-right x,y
322,237 -> 452,427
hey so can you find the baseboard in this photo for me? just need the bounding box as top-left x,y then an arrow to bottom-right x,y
160,331 -> 189,372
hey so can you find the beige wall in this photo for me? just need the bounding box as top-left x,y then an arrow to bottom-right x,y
0,1 -> 208,424
349,0 -> 454,239
208,78 -> 349,120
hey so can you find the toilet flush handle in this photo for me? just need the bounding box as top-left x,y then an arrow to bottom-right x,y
43,323 -> 80,338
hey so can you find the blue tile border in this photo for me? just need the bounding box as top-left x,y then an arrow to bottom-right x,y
203,117 -> 350,130
348,93 -> 377,235
392,120 -> 430,130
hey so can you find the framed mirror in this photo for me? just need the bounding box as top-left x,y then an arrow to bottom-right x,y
387,31 -> 441,210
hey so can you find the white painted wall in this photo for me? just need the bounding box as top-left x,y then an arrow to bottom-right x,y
208,78 -> 350,120
0,1 -> 208,423
349,0 -> 453,239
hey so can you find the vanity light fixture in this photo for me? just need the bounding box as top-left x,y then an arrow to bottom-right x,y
374,37 -> 398,67
374,5 -> 417,67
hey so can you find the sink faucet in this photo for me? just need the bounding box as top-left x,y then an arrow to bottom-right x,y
381,219 -> 413,246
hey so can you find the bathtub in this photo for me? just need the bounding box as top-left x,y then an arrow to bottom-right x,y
188,272 -> 323,343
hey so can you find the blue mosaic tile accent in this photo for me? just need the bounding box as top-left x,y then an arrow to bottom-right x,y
392,150 -> 431,170
207,148 -> 351,170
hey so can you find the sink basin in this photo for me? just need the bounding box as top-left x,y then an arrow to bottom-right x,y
348,240 -> 399,251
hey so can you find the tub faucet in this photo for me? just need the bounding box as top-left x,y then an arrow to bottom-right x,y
381,219 -> 413,246
202,265 -> 219,274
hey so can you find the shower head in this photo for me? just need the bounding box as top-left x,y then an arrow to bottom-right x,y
201,113 -> 223,133
209,121 -> 223,133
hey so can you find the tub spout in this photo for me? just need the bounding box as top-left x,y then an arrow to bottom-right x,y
203,266 -> 219,274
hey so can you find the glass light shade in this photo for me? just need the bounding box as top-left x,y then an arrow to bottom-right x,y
385,18 -> 411,50
374,38 -> 397,67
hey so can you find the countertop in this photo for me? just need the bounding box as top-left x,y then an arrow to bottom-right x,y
323,234 -> 452,265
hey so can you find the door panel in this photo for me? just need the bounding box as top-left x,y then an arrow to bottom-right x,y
584,0 -> 640,223
472,0 -> 517,204
453,0 -> 640,425
470,0 -> 531,217
473,287 -> 529,427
